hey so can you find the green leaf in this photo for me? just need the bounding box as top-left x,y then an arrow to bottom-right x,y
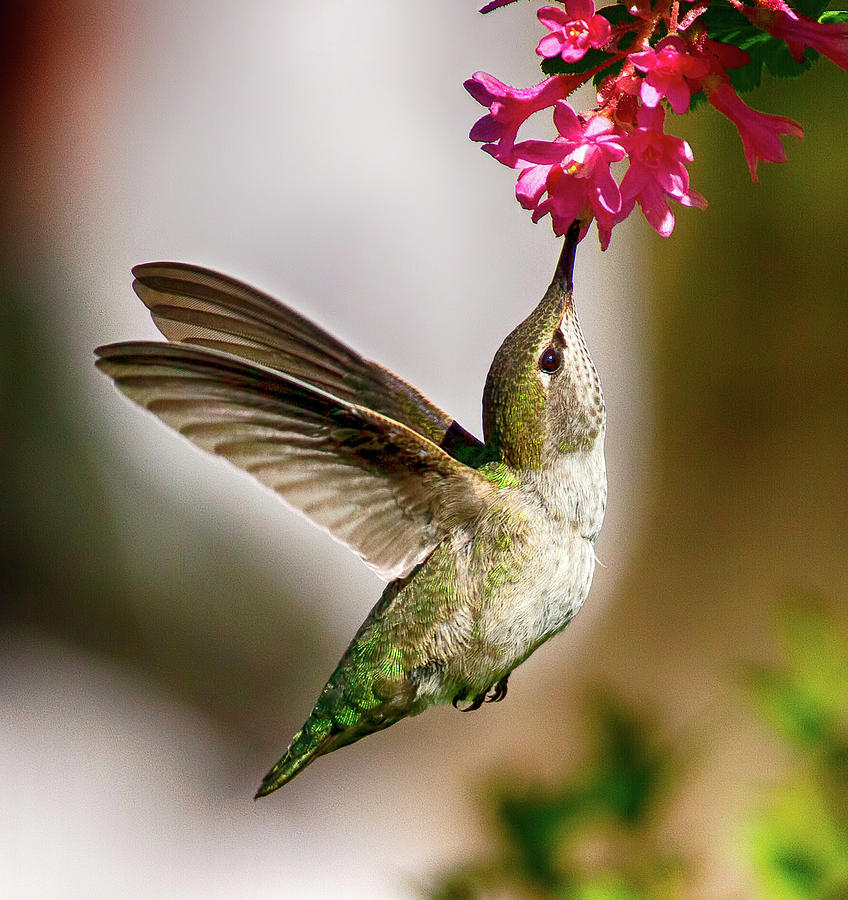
702,2 -> 770,51
702,0 -> 821,89
593,57 -> 627,89
790,0 -> 832,19
728,56 -> 764,93
540,47 -> 617,78
689,88 -> 709,109
820,9 -> 848,23
596,4 -> 638,26
761,38 -> 818,78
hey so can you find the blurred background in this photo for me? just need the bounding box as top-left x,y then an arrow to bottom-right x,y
2,1 -> 846,897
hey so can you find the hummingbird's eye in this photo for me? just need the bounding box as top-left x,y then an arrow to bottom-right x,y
538,346 -> 562,374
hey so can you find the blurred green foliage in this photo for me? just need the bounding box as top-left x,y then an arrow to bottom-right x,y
426,691 -> 685,899
745,602 -> 848,900
426,603 -> 848,899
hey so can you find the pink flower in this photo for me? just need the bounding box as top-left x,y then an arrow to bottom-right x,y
729,0 -> 848,70
512,103 -> 626,245
689,36 -> 752,76
464,72 -> 580,165
708,83 -> 804,181
619,105 -> 707,237
629,35 -> 711,114
536,0 -> 612,63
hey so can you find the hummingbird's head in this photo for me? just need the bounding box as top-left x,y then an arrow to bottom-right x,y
482,224 -> 605,471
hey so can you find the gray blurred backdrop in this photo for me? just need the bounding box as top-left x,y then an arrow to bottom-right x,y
2,2 -> 846,897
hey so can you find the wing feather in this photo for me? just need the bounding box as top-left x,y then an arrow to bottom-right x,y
131,262 -> 487,462
95,342 -> 494,580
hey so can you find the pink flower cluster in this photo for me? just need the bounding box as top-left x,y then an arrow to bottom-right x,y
468,0 -> 848,247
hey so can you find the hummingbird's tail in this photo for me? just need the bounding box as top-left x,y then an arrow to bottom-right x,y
254,663 -> 419,798
253,718 -> 335,798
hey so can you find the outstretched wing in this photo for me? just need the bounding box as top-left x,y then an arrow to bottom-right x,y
95,342 -> 495,581
130,262 -> 489,465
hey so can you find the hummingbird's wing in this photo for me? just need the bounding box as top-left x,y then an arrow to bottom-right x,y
130,263 -> 489,466
95,342 -> 496,581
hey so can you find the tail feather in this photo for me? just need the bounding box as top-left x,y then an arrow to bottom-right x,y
254,678 -> 420,798
254,720 -> 337,798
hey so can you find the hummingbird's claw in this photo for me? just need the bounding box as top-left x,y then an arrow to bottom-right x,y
462,691 -> 488,712
452,676 -> 509,712
452,688 -> 488,712
485,675 -> 509,704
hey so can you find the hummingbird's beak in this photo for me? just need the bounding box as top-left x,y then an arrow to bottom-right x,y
556,219 -> 581,295
541,219 -> 581,325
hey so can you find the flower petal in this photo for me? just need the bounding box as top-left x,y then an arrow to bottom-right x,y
639,183 -> 675,236
537,6 -> 570,29
680,188 -> 708,209
469,114 -> 502,142
665,79 -> 692,114
516,165 -> 551,208
552,101 -> 584,140
561,43 -> 589,62
588,14 -> 612,46
593,168 -> 622,214
629,48 -> 657,71
513,139 -> 569,164
640,79 -> 664,108
619,165 -> 649,202
567,0 -> 597,22
537,33 -> 567,58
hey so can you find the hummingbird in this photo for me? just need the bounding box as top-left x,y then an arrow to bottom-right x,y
95,220 -> 606,797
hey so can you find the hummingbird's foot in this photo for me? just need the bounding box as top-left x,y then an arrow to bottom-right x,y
452,688 -> 488,712
485,675 -> 509,704
452,676 -> 508,712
